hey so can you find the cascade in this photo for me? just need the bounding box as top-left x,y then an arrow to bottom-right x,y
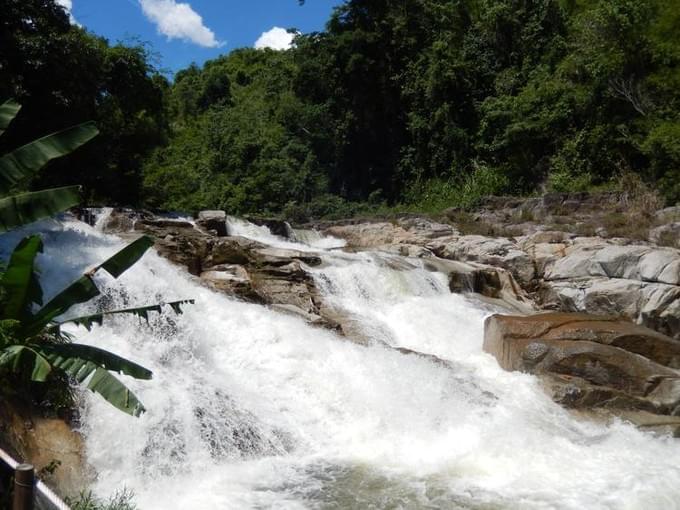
1,217 -> 679,509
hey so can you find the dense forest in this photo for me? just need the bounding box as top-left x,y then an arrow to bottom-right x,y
3,0 -> 680,219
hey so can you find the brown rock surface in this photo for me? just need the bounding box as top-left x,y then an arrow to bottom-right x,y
484,312 -> 680,433
0,401 -> 89,497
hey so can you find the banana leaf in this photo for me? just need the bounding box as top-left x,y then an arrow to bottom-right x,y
0,235 -> 44,321
87,367 -> 146,416
0,100 -> 21,136
22,236 -> 156,337
0,122 -> 98,193
0,344 -> 52,381
97,236 -> 154,278
22,275 -> 100,338
39,343 -> 152,380
56,300 -> 195,331
0,342 -> 150,416
0,186 -> 81,232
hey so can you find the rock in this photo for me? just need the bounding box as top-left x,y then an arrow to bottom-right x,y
649,223 -> 680,248
197,210 -> 227,237
484,313 -> 680,429
423,258 -> 535,314
134,218 -> 211,275
321,217 -> 458,250
544,244 -> 680,285
247,217 -> 291,238
95,208 -> 153,233
0,401 -> 89,498
537,240 -> 680,338
432,235 -> 536,286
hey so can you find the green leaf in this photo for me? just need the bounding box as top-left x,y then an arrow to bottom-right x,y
0,122 -> 98,193
0,186 -> 81,233
87,367 -> 146,417
1,235 -> 44,321
97,236 -> 154,278
23,276 -> 100,338
0,100 -> 21,136
57,300 -> 195,331
39,343 -> 152,380
0,344 -> 52,382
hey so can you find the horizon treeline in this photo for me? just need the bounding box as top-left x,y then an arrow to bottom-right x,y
3,0 -> 680,219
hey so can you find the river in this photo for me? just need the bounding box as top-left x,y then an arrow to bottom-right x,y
2,216 -> 679,509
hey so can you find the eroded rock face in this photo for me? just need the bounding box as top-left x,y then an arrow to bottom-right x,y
0,401 -> 89,498
484,313 -> 680,434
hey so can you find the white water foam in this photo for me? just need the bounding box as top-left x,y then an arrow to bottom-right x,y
1,218 -> 679,509
227,216 -> 346,252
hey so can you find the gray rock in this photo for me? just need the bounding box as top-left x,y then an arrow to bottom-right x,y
197,210 -> 227,236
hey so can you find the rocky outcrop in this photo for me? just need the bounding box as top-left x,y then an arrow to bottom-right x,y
432,235 -> 536,286
483,313 -> 680,435
101,203 -> 679,340
0,401 -> 89,498
100,210 -> 532,337
319,212 -> 680,338
527,237 -> 680,339
320,217 -> 459,251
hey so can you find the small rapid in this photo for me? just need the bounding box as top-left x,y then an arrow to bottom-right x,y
2,216 -> 680,509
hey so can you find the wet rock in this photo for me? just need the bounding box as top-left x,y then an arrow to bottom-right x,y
197,210 -> 227,237
247,217 -> 291,238
484,313 -> 680,431
423,258 -> 535,314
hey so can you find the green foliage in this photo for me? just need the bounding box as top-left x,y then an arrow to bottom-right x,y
143,48 -> 328,214
0,99 -> 192,416
1,0 -> 168,204
143,0 -> 679,217
0,121 -> 98,192
67,489 -> 138,510
0,235 -> 159,416
0,186 -> 82,232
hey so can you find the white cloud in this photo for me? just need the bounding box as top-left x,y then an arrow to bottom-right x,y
139,0 -> 222,48
56,0 -> 79,25
255,27 -> 294,51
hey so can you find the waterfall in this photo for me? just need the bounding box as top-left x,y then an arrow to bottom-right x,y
2,218 -> 680,510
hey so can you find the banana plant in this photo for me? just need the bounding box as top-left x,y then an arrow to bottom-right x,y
0,234 -> 194,416
0,99 -> 194,416
0,99 -> 97,231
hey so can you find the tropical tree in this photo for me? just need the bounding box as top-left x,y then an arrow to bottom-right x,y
0,99 -> 191,416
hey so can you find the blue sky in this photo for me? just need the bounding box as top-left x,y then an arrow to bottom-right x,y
60,0 -> 342,74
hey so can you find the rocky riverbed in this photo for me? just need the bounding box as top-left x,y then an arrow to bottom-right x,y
95,192 -> 680,435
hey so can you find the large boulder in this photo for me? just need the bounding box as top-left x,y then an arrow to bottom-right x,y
538,242 -> 680,338
484,313 -> 680,433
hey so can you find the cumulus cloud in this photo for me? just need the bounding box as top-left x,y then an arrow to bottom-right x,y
255,27 -> 295,51
139,0 -> 222,48
56,0 -> 78,25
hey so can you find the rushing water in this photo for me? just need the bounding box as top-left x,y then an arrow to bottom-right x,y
2,216 -> 680,510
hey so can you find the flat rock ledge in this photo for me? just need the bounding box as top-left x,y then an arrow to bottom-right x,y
484,312 -> 680,436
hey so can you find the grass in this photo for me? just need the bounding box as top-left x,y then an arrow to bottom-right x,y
67,489 -> 138,510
